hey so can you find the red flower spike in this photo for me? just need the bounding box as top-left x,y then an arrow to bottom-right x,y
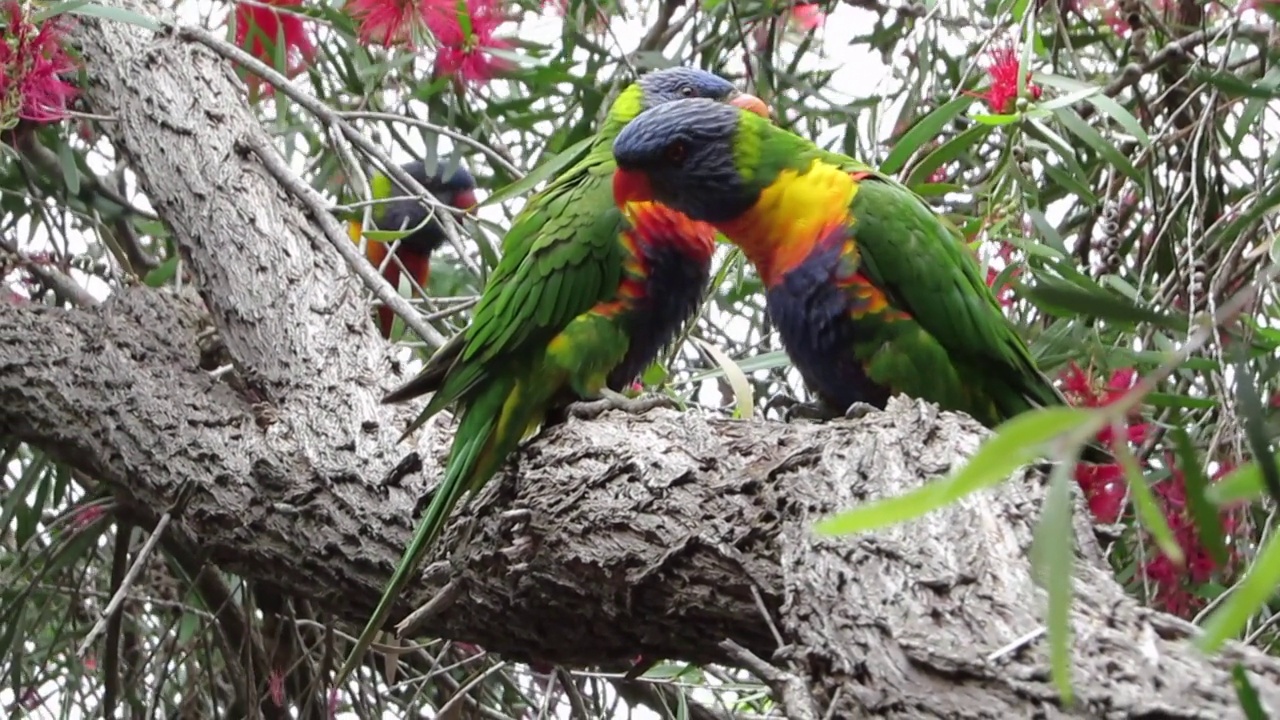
968,42 -> 1042,115
424,0 -> 514,85
985,266 -> 1018,308
790,2 -> 825,31
232,0 -> 315,98
0,1 -> 79,126
347,0 -> 428,48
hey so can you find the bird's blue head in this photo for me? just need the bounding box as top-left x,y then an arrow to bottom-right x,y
611,66 -> 771,125
612,98 -> 759,224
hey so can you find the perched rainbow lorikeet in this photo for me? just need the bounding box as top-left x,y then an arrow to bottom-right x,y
345,162 -> 478,338
610,98 -> 1110,461
334,68 -> 771,684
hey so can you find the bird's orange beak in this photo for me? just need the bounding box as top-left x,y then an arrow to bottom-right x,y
613,168 -> 654,207
730,92 -> 772,119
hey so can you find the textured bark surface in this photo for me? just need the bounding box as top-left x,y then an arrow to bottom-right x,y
0,0 -> 1271,717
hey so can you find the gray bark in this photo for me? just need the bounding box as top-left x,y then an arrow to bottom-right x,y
0,0 -> 1273,717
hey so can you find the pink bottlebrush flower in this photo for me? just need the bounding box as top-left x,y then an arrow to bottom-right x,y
72,503 -> 106,531
232,0 -> 316,98
790,2 -> 825,31
268,667 -> 285,706
425,0 -> 515,85
0,1 -> 79,126
967,42 -> 1042,115
926,164 -> 951,184
1073,462 -> 1125,523
327,688 -> 340,719
347,0 -> 428,48
985,266 -> 1018,308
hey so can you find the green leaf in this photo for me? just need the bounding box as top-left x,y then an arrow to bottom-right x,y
1234,354 -> 1280,506
1116,442 -> 1182,565
1200,525 -> 1280,651
482,134 -> 593,209
143,255 -> 180,288
691,338 -> 753,420
57,141 -> 80,196
971,113 -> 1021,126
1206,457 -> 1279,505
904,123 -> 992,188
816,406 -> 1094,536
880,95 -> 976,176
683,350 -> 791,385
1052,107 -> 1144,185
1030,461 -> 1075,705
64,1 -> 162,31
1232,665 -> 1270,720
1172,429 -> 1229,568
1021,275 -> 1182,330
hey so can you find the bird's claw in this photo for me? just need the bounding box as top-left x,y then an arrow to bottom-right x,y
843,402 -> 879,420
566,388 -> 677,420
782,400 -> 840,423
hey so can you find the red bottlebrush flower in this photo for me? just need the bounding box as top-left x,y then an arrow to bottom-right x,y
232,0 -> 316,98
1073,463 -> 1125,523
268,667 -> 285,706
926,164 -> 950,184
424,0 -> 514,85
83,655 -> 98,672
327,688 -> 340,719
0,1 -> 79,126
968,42 -> 1042,115
347,0 -> 428,48
72,503 -> 106,531
985,266 -> 1018,307
790,2 -> 826,31
1138,461 -> 1242,618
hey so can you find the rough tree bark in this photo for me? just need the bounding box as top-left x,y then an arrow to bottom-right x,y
0,0 -> 1276,717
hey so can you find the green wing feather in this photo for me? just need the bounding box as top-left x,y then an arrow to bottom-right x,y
846,177 -> 1065,420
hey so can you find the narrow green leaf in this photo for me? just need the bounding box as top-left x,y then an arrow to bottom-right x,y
692,338 -> 753,420
1052,107 -> 1144,184
1194,69 -> 1280,100
143,255 -> 180,288
57,141 -> 80,196
1200,527 -> 1280,651
1207,456 -> 1279,505
1231,665 -> 1270,720
1083,94 -> 1152,147
880,96 -> 976,176
1234,355 -> 1280,506
904,124 -> 991,188
816,407 -> 1093,536
1021,275 -> 1181,329
1172,429 -> 1229,568
684,350 -> 791,384
1116,441 -> 1182,564
971,113 -> 1021,126
65,1 -> 162,30
1031,461 -> 1075,705
482,135 -> 593,208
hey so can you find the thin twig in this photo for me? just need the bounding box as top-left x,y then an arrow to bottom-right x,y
78,513 -> 172,656
717,640 -> 821,720
395,578 -> 463,637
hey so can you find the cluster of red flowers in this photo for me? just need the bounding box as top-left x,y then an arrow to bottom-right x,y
230,0 -> 513,93
0,1 -> 78,127
232,0 -> 315,99
1060,362 -> 1241,617
970,42 -> 1042,115
984,240 -> 1020,308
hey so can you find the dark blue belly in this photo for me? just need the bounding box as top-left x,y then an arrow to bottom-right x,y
607,243 -> 711,390
765,243 -> 890,411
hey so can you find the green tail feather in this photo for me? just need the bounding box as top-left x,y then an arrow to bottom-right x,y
334,381 -> 513,686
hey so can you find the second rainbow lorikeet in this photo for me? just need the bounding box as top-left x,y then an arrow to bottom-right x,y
334,68 -> 771,685
609,97 -> 1109,462
346,162 -> 478,338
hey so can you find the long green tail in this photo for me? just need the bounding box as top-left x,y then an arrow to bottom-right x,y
333,380 -> 515,685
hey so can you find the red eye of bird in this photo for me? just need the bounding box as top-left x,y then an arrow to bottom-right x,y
666,141 -> 687,165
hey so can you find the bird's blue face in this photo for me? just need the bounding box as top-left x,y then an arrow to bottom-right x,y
634,67 -> 772,117
612,98 -> 756,224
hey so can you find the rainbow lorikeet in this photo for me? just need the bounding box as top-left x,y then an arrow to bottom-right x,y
345,162 -> 478,338
609,98 -> 1109,460
335,69 -> 771,684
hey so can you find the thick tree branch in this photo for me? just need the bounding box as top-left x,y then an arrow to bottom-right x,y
4,292 -> 1280,717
